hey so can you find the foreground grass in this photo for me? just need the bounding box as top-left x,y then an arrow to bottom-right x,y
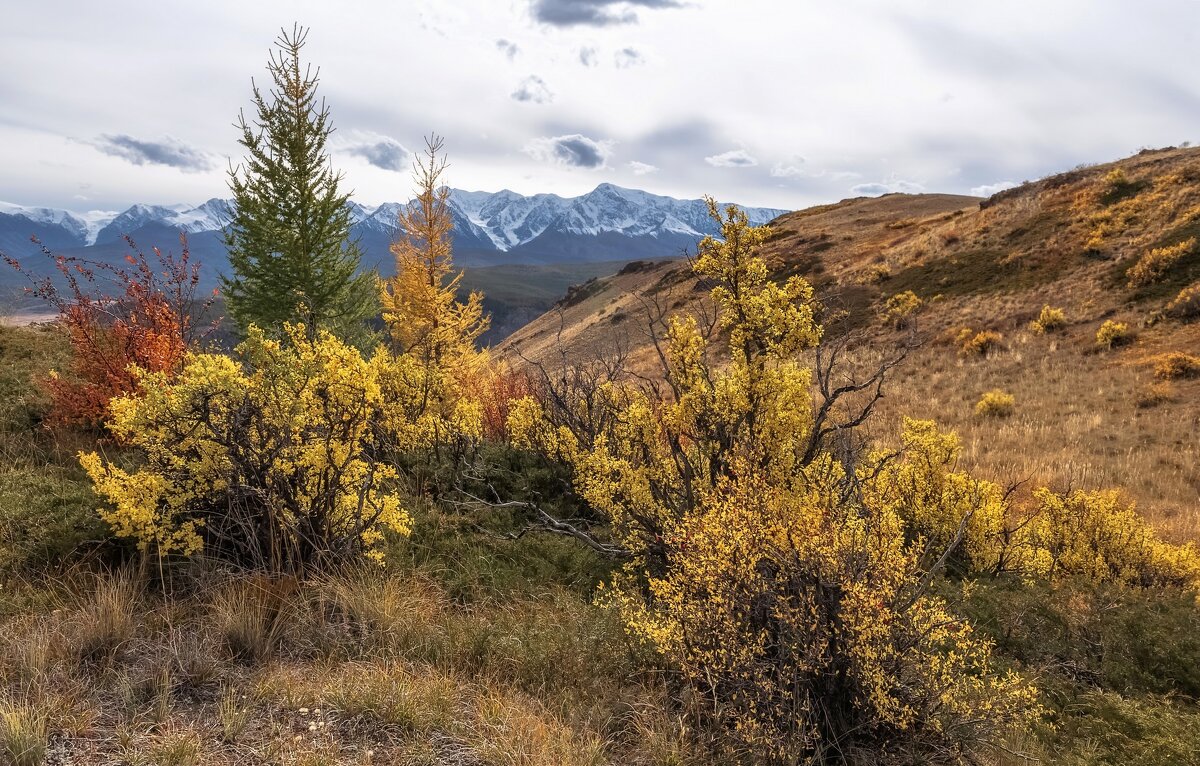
0,562 -> 702,766
3,324 -> 1200,765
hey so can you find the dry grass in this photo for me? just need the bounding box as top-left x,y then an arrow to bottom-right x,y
0,567 -> 700,766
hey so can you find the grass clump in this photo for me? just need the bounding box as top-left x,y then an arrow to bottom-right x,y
0,701 -> 49,766
975,389 -> 1016,417
1095,320 -> 1132,350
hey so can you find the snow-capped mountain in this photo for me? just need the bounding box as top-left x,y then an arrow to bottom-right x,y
0,185 -> 789,290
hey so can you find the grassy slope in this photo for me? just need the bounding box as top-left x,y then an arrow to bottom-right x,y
502,148 -> 1200,541
2,315 -> 1199,765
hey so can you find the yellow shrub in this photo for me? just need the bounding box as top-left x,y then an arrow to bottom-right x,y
617,473 -> 1037,762
81,325 -> 412,570
865,419 -> 1008,573
1095,319 -> 1132,350
1127,238 -> 1195,287
881,290 -> 923,328
1165,281 -> 1200,321
956,328 -> 1004,356
1017,489 -> 1200,588
975,389 -> 1016,418
1152,351 -> 1200,379
514,202 -> 1037,761
1029,304 -> 1067,334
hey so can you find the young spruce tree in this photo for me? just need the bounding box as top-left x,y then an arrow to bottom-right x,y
222,24 -> 376,341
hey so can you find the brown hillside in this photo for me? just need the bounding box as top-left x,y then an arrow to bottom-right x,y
502,147 -> 1200,540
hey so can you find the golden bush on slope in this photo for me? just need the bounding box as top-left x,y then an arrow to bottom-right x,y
975,389 -> 1016,418
1152,352 -> 1200,379
1164,281 -> 1200,321
1095,320 -> 1132,350
957,328 -> 1004,356
81,325 -> 412,570
882,290 -> 923,328
1127,238 -> 1196,288
510,201 -> 1035,764
1029,305 -> 1067,334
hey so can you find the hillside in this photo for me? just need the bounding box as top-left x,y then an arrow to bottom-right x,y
503,147 -> 1200,540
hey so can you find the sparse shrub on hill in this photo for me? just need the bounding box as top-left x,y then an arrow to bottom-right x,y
881,289 -> 923,328
1127,238 -> 1196,287
1152,352 -> 1200,379
80,325 -> 412,572
510,200 -> 1036,763
1164,281 -> 1200,321
1029,304 -> 1067,334
957,327 -> 1004,356
1095,320 -> 1132,350
1,235 -> 213,430
975,389 -> 1016,418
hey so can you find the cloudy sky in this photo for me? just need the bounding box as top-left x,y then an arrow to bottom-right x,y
3,0 -> 1197,213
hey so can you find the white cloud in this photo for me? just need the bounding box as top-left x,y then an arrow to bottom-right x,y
770,158 -> 807,178
850,179 -> 926,197
705,149 -> 758,168
970,180 -> 1018,197
628,160 -> 658,175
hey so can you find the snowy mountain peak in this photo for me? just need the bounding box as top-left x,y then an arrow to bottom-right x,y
1,187 -> 789,256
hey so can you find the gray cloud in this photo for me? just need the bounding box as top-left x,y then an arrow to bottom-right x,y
531,0 -> 685,27
578,46 -> 598,67
525,133 -> 612,168
512,75 -> 554,104
614,47 -> 644,68
705,149 -> 757,167
345,136 -> 411,171
850,179 -> 925,196
93,134 -> 213,171
628,160 -> 658,175
496,38 -> 519,60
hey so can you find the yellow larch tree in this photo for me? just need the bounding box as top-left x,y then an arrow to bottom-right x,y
375,135 -> 489,453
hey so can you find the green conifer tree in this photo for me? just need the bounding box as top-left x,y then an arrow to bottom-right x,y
222,24 -> 376,341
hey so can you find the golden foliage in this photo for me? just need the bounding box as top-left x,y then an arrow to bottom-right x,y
956,328 -> 1004,356
1029,305 -> 1067,334
81,325 -> 411,569
975,389 -> 1016,418
510,202 -> 1035,762
1127,238 -> 1196,288
881,290 -> 923,328
1095,320 -> 1132,350
1164,281 -> 1200,321
1152,352 -> 1200,380
1018,489 -> 1200,587
377,135 -> 488,451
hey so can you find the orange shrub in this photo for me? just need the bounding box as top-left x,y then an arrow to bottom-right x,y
1165,282 -> 1200,321
1127,238 -> 1195,288
477,364 -> 535,441
2,235 -> 215,430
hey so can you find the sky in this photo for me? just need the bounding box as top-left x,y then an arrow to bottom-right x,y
2,0 -> 1198,214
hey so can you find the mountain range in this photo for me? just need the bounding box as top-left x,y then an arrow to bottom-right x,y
0,185 -> 787,293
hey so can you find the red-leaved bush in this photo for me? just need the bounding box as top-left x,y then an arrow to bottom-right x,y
3,234 -> 216,430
